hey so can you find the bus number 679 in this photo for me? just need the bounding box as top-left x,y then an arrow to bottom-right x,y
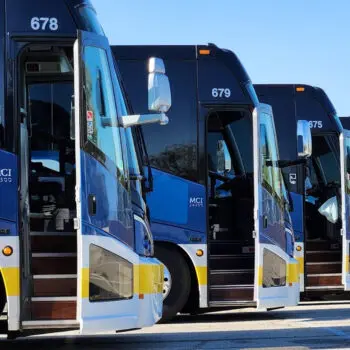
212,88 -> 231,98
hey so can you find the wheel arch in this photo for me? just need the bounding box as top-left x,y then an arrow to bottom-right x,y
155,241 -> 199,312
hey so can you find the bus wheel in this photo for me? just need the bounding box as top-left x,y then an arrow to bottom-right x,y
0,276 -> 5,315
155,245 -> 191,322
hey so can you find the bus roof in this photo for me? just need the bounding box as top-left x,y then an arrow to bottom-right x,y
255,84 -> 340,133
112,43 -> 252,90
3,0 -> 104,37
254,84 -> 341,162
113,43 -> 257,109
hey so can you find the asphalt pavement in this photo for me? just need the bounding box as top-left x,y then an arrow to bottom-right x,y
1,302 -> 350,349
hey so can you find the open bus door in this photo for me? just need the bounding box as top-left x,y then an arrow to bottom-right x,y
253,104 -> 299,309
340,130 -> 350,290
74,31 -> 140,334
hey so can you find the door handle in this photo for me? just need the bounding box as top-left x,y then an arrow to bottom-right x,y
88,194 -> 97,216
263,215 -> 268,228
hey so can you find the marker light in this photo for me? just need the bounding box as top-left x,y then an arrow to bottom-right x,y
296,87 -> 305,92
2,246 -> 13,256
199,49 -> 210,55
196,249 -> 204,257
296,245 -> 302,252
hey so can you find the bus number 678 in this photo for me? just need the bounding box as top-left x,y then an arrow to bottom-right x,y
31,17 -> 59,31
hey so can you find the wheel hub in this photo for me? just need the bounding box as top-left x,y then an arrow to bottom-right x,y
162,263 -> 172,300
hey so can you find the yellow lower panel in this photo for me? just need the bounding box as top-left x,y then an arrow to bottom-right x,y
345,255 -> 349,273
81,263 -> 163,299
257,266 -> 263,286
0,267 -> 20,296
135,264 -> 164,295
195,266 -> 207,286
287,262 -> 299,284
296,257 -> 304,274
81,267 -> 89,298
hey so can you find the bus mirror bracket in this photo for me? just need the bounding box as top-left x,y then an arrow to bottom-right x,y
297,120 -> 312,158
120,113 -> 169,128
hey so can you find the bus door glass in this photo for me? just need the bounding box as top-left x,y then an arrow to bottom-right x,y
340,130 -> 350,289
254,104 -> 296,308
74,30 -> 139,334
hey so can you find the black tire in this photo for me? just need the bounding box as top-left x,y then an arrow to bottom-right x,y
0,276 -> 5,315
155,244 -> 191,322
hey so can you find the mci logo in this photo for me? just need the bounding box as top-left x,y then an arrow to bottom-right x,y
189,197 -> 204,208
0,169 -> 13,183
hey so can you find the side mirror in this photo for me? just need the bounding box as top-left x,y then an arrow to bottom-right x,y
217,140 -> 231,174
120,57 -> 172,129
297,120 -> 312,158
148,57 -> 171,113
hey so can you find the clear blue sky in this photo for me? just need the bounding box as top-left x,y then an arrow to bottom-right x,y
93,0 -> 350,116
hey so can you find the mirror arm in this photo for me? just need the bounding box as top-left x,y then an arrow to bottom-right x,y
120,113 -> 169,128
129,174 -> 144,181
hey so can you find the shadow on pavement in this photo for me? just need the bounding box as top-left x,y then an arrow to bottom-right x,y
168,304 -> 350,325
0,325 -> 350,349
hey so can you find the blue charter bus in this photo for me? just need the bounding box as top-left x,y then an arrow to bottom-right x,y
0,0 -> 172,338
112,44 -> 309,321
255,85 -> 350,298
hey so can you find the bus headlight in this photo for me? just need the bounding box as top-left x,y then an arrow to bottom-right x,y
134,215 -> 154,257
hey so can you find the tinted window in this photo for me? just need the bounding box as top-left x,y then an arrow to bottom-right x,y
228,116 -> 253,174
260,112 -> 283,203
29,83 -> 72,150
311,135 -> 340,186
29,82 -> 73,173
346,139 -> 350,195
112,70 -> 141,176
78,6 -> 105,35
0,0 -> 4,149
118,60 -> 198,182
84,46 -> 125,176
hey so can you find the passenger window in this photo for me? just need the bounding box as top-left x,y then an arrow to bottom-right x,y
260,113 -> 283,203
83,46 -> 125,177
312,135 -> 340,186
110,67 -> 141,176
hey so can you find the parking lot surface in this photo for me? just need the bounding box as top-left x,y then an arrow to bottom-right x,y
1,302 -> 350,349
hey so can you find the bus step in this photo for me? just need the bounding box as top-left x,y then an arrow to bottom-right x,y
209,242 -> 254,255
210,269 -> 254,285
209,300 -> 256,308
32,256 -> 77,275
31,297 -> 76,320
31,233 -> 76,253
33,275 -> 77,297
306,251 -> 341,263
306,273 -> 342,287
305,286 -> 344,291
22,320 -> 79,330
210,254 -> 254,270
306,240 -> 340,251
306,262 -> 342,274
209,284 -> 254,302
